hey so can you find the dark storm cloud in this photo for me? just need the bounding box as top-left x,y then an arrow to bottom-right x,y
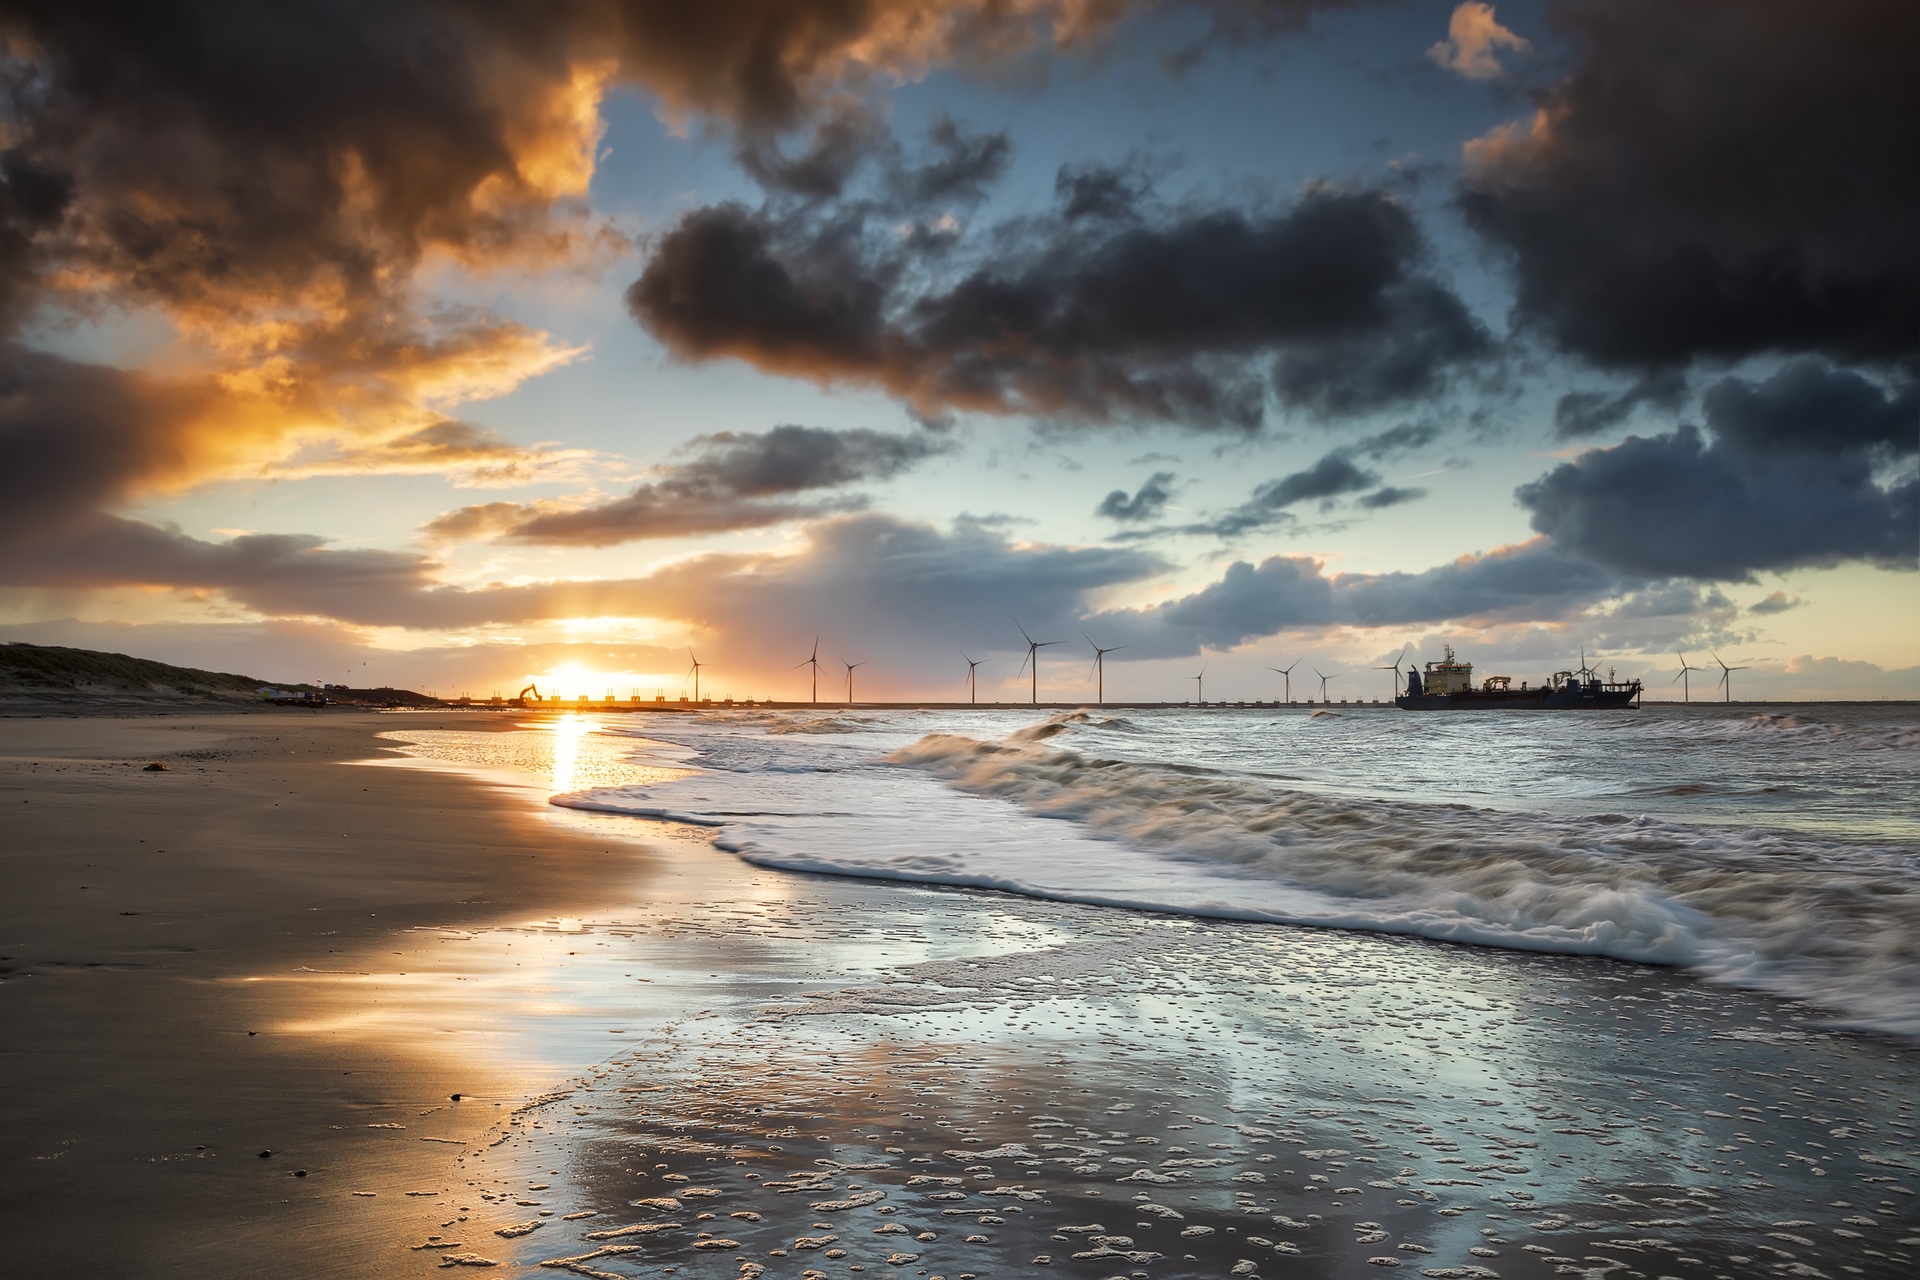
1460,0 -> 1920,370
1332,539 -> 1619,629
1096,472 -> 1176,522
887,115 -> 1013,208
735,103 -> 892,199
1348,421 -> 1442,460
1,515 -> 450,627
1144,555 -> 1338,648
738,108 -> 1013,210
1516,362 -> 1920,580
1356,485 -> 1424,509
0,1 -> 628,332
0,346 -> 209,544
1202,452 -> 1380,534
423,425 -> 950,547
1185,423 -> 1447,537
1054,162 -> 1151,223
1269,279 -> 1491,417
0,0 -> 1363,343
0,0 -> 1289,507
1082,538 -> 1622,659
1701,360 -> 1919,457
629,184 -> 1491,428
1553,369 -> 1688,440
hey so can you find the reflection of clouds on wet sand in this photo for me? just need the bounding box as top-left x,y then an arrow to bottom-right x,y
384,886 -> 1918,1276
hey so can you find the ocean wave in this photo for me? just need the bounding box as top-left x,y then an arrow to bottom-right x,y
550,706 -> 1920,1037
763,714 -> 884,735
1690,710 -> 1920,752
879,727 -> 1920,1037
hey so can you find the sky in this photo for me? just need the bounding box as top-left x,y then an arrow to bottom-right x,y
0,0 -> 1914,703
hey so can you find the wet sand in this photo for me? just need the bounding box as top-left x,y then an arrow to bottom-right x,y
0,711 -> 668,1276
4,712 -> 1917,1279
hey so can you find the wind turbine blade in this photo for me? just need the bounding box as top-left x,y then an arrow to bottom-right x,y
1013,617 -> 1033,646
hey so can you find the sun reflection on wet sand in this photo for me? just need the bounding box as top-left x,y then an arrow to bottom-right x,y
551,712 -> 592,793
369,715 -> 695,797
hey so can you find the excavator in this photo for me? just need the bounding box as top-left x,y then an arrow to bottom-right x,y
511,682 -> 541,707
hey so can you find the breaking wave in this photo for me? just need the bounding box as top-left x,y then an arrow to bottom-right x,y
560,706 -> 1920,1037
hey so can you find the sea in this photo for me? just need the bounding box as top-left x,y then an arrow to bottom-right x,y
397,702 -> 1920,1039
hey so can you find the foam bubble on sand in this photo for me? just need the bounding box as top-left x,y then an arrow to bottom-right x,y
585,1222 -> 681,1240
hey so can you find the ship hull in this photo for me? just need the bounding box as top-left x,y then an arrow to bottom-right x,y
1396,687 -> 1639,710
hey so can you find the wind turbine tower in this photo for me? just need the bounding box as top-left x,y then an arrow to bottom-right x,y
1313,667 -> 1338,703
1083,633 -> 1128,706
795,638 -> 822,704
1375,644 -> 1410,699
843,659 -> 867,705
1192,666 -> 1206,706
962,653 -> 986,705
1673,652 -> 1704,703
1269,660 -> 1298,703
685,648 -> 705,702
1013,618 -> 1063,705
1712,652 -> 1749,703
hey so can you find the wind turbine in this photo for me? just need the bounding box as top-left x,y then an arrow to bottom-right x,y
962,653 -> 986,705
1013,618 -> 1063,705
1268,660 -> 1299,703
685,648 -> 705,702
795,637 -> 822,704
1375,644 -> 1410,698
1083,633 -> 1128,706
1191,665 -> 1207,706
1577,646 -> 1599,683
1711,652 -> 1749,703
1673,652 -> 1704,703
1313,667 -> 1338,703
843,659 -> 867,705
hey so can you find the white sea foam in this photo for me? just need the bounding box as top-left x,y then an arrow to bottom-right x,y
556,705 -> 1920,1036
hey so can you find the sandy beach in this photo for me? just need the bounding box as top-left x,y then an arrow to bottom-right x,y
4,710 -> 1917,1280
0,711 -> 671,1276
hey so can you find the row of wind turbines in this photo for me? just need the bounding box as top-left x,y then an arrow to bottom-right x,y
781,619 -> 1349,706
677,635 -> 1753,705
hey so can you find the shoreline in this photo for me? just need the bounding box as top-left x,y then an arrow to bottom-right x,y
4,710 -> 1917,1278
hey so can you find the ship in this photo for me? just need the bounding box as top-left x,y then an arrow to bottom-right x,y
1396,645 -> 1641,710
